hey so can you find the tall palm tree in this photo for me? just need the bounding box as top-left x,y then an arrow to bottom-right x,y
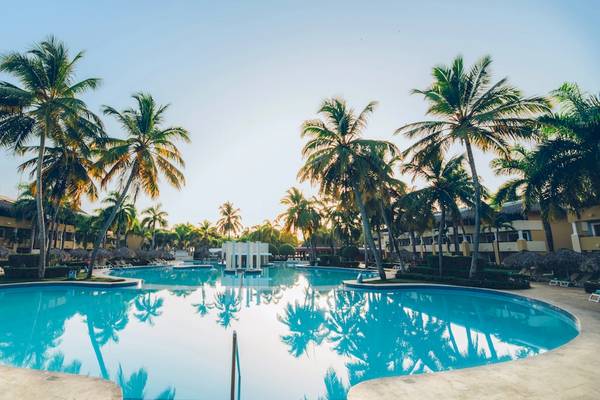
299,98 -> 399,279
0,37 -> 101,278
197,220 -> 220,247
141,204 -> 168,249
19,131 -> 103,256
87,93 -> 189,276
396,55 -> 549,278
492,145 -> 563,252
278,188 -> 321,265
96,192 -> 136,248
536,83 -> 600,210
216,201 -> 242,239
403,152 -> 473,276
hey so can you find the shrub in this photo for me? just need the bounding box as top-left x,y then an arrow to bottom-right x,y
584,281 -> 600,294
269,243 -> 279,256
279,243 -> 296,257
319,255 -> 340,266
340,245 -> 360,260
425,255 -> 488,278
8,254 -> 40,268
3,267 -> 39,279
394,271 -> 530,290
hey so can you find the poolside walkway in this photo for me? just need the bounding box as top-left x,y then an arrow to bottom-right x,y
348,283 -> 600,400
0,364 -> 121,400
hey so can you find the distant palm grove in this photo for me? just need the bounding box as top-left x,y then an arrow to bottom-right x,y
1,37 -> 599,281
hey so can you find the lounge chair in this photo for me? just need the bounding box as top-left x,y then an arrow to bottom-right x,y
550,272 -> 580,287
589,290 -> 600,303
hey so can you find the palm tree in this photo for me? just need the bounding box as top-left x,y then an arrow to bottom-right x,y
88,93 -> 189,277
403,152 -> 473,276
216,201 -> 242,239
299,98 -> 399,279
536,83 -> 600,210
96,192 -> 136,248
141,204 -> 168,249
491,145 -> 563,252
278,188 -> 321,265
396,55 -> 549,278
0,37 -> 101,278
19,131 -> 103,256
481,204 -> 514,263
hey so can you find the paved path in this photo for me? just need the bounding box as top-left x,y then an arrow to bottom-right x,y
0,365 -> 121,400
348,284 -> 600,400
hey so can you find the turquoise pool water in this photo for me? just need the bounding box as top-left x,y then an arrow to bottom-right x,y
0,266 -> 578,400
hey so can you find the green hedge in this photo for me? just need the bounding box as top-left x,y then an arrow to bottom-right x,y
340,245 -> 359,260
2,266 -> 78,280
425,255 -> 490,278
584,281 -> 600,294
8,254 -> 41,268
279,243 -> 296,257
395,272 -> 530,290
319,255 -> 341,266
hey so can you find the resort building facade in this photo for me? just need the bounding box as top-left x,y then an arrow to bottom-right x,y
377,201 -> 600,262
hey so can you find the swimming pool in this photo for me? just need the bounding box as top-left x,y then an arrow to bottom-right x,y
0,266 -> 578,400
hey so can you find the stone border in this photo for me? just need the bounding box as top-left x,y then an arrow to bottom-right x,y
347,284 -> 600,400
0,275 -> 140,289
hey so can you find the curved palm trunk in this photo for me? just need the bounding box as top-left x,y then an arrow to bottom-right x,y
540,208 -> 555,253
437,206 -> 445,277
352,184 -> 384,279
35,129 -> 47,279
379,201 -> 401,261
465,139 -> 481,278
453,219 -> 460,255
309,234 -> 317,265
88,167 -> 137,278
409,230 -> 418,260
29,221 -> 36,253
376,224 -> 383,260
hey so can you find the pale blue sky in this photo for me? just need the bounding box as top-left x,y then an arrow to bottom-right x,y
1,1 -> 599,227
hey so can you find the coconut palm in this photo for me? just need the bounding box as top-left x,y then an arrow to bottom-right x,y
216,201 -> 242,239
492,145 -> 564,252
197,220 -> 220,247
0,37 -> 101,278
396,55 -> 549,278
536,83 -> 600,210
403,152 -> 473,276
278,188 -> 321,265
96,192 -> 136,248
87,93 -> 189,277
481,204 -> 514,263
299,98 -> 399,279
19,132 -> 103,255
141,204 -> 168,249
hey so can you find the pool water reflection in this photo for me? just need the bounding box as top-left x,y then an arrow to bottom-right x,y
0,266 -> 578,400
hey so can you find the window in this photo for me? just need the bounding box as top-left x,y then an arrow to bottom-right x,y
480,232 -> 496,243
591,222 -> 600,237
399,239 -> 411,246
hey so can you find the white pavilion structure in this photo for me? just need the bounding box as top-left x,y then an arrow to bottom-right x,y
222,241 -> 270,270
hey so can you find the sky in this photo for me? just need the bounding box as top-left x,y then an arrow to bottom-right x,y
1,0 -> 599,227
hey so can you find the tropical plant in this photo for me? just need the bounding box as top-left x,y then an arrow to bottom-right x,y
141,204 -> 168,249
397,55 -> 549,278
403,152 -> 473,276
298,98 -> 399,279
96,192 -> 136,248
87,93 -> 189,277
0,37 -> 101,277
278,188 -> 320,264
216,201 -> 242,239
492,145 -> 563,251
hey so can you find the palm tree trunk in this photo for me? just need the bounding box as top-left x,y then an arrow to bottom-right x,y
88,167 -> 137,278
540,207 -> 555,253
379,200 -> 401,261
464,139 -> 481,278
310,235 -> 317,265
376,224 -> 383,260
409,230 -> 417,260
352,184 -> 384,279
35,128 -> 47,279
452,219 -> 460,255
30,221 -> 36,253
438,206 -> 445,277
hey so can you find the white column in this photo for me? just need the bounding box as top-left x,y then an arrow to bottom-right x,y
571,222 -> 582,253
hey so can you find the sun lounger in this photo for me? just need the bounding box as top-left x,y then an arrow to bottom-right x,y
589,290 -> 600,303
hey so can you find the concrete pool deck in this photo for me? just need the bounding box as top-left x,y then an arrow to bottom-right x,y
348,283 -> 600,400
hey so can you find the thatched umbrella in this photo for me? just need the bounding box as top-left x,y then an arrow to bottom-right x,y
541,249 -> 585,278
113,247 -> 136,259
502,251 -> 544,272
70,249 -> 90,260
581,253 -> 600,273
